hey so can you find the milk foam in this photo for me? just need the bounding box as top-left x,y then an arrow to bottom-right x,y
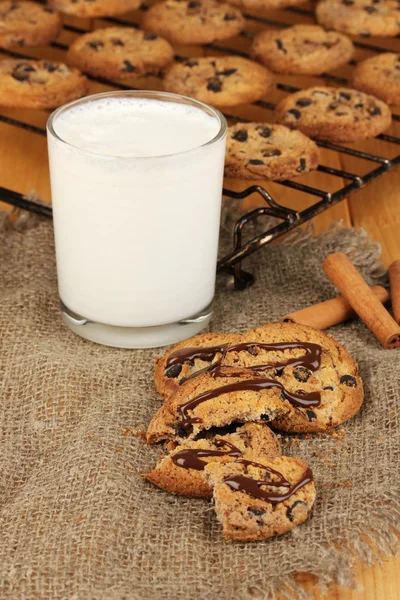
53,97 -> 220,157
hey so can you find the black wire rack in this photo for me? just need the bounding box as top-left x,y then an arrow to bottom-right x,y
0,3 -> 399,289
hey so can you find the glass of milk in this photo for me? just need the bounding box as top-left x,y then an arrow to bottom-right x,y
47,90 -> 227,348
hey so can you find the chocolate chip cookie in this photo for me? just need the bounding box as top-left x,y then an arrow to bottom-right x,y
225,0 -> 306,11
163,56 -> 274,108
316,0 -> 400,38
225,123 -> 320,180
0,59 -> 88,109
251,25 -> 355,76
351,53 -> 400,107
67,27 -> 174,80
204,456 -> 316,541
145,422 -> 281,497
0,0 -> 62,48
141,0 -> 244,45
152,322 -> 364,434
48,0 -> 140,18
275,86 -> 392,142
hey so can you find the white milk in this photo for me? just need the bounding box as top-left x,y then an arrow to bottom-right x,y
47,93 -> 226,347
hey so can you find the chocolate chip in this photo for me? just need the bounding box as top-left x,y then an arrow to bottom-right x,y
262,148 -> 281,158
144,32 -> 158,40
140,2 -> 150,9
217,68 -> 237,76
11,63 -> 35,82
88,40 -> 104,51
336,111 -> 347,116
323,386 -> 334,391
339,91 -> 351,100
369,106 -> 381,116
122,60 -> 136,73
232,129 -> 248,142
185,60 -> 199,67
224,12 -> 237,20
256,126 -> 272,138
111,38 -> 124,46
364,5 -> 377,12
43,6 -> 55,11
287,108 -> 301,119
328,103 -> 339,110
306,410 -> 317,422
296,97 -> 313,107
294,367 -> 311,382
260,414 -> 270,421
175,424 -> 187,438
355,102 -> 364,109
249,159 -> 264,165
342,0 -> 354,4
248,507 -> 265,516
297,158 -> 306,172
340,375 -> 357,387
207,79 -> 222,92
188,0 -> 200,7
275,39 -> 287,53
287,500 -> 308,522
42,61 -> 58,73
165,364 -> 182,378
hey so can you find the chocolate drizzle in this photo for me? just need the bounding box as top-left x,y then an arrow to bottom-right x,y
166,341 -> 322,381
171,439 -> 242,471
178,379 -> 321,431
224,466 -> 313,505
235,459 -> 290,487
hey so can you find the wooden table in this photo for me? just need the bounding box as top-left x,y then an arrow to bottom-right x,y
0,6 -> 399,599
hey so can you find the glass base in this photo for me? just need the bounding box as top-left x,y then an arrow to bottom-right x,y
60,301 -> 212,349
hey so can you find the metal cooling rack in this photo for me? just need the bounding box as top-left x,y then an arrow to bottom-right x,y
0,4 -> 399,289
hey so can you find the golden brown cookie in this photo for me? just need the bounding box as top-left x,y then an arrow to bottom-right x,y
225,122 -> 320,180
0,0 -> 62,48
275,86 -> 392,142
0,59 -> 88,109
163,56 -> 274,108
204,456 -> 316,541
146,372 -> 296,443
225,0 -> 306,11
351,53 -> 400,107
251,25 -> 355,76
141,0 -> 244,45
67,27 -> 174,80
48,0 -> 140,18
145,422 -> 281,497
152,322 -> 364,434
316,0 -> 400,38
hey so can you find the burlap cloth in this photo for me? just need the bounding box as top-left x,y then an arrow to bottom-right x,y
0,211 -> 399,600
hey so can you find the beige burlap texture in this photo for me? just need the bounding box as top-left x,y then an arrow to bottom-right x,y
0,211 -> 399,600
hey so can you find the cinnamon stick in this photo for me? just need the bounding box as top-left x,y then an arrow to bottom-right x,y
322,252 -> 400,349
388,260 -> 400,325
281,285 -> 389,330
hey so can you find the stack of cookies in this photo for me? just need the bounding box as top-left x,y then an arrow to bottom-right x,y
144,322 -> 364,541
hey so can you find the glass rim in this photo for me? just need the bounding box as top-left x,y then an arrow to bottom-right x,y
46,90 -> 227,160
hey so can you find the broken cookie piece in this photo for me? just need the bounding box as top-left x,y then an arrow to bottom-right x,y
204,456 -> 316,541
145,422 -> 281,497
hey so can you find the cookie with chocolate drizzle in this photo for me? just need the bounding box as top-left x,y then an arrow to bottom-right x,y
204,456 -> 316,541
144,422 -> 281,497
153,322 -> 363,433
